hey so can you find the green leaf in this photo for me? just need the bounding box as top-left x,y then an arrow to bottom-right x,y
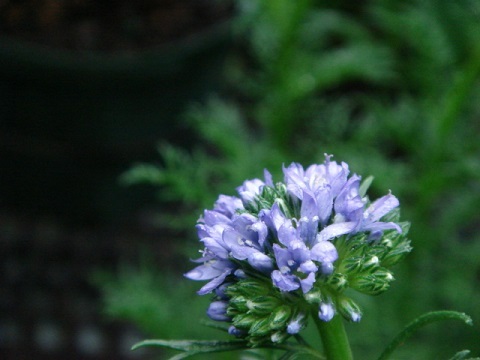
448,350 -> 480,360
377,311 -> 474,360
132,338 -> 326,359
132,339 -> 249,355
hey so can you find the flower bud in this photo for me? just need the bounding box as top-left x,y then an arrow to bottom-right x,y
350,269 -> 394,295
271,331 -> 289,343
248,317 -> 271,336
304,288 -> 323,304
380,238 -> 412,267
286,313 -> 307,334
228,325 -> 246,337
326,273 -> 348,292
227,295 -> 248,315
337,296 -> 362,322
268,305 -> 292,330
246,296 -> 281,315
207,301 -> 231,322
318,302 -> 335,322
228,279 -> 270,297
232,313 -> 256,329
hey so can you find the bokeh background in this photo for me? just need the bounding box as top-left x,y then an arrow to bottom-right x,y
1,0 -> 479,359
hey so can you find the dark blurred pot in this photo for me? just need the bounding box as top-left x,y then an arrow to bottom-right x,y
0,21 -> 231,224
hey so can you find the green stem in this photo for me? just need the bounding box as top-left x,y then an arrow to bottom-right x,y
376,311 -> 473,360
312,310 -> 353,360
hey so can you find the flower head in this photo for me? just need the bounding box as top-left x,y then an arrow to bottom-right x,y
186,155 -> 411,345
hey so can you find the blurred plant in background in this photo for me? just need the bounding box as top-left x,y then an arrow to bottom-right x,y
97,0 -> 480,358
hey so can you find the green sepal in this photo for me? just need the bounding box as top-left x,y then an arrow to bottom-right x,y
359,176 -> 374,198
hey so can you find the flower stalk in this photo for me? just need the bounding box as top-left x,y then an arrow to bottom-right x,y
312,310 -> 353,360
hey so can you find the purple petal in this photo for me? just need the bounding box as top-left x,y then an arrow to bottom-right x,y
314,186 -> 334,225
300,190 -> 318,219
184,262 -> 225,281
197,269 -> 232,295
201,237 -> 229,259
203,210 -> 231,226
248,252 -> 274,273
250,221 -> 268,249
363,221 -> 402,234
273,244 -> 291,269
260,202 -> 287,233
271,270 -> 300,292
264,168 -> 274,187
334,175 -> 363,219
319,303 -> 335,322
300,272 -> 316,293
316,222 -> 357,242
311,241 -> 338,263
299,260 -> 318,273
289,239 -> 311,264
364,193 -> 399,223
213,195 -> 243,217
237,178 -> 265,203
222,229 -> 258,260
277,221 -> 297,247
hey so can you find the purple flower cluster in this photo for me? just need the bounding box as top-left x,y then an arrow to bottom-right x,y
185,155 -> 402,322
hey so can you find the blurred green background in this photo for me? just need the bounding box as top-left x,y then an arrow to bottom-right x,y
1,0 -> 479,359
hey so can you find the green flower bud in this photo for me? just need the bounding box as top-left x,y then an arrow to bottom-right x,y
246,296 -> 281,315
227,295 -> 248,315
233,313 -> 257,329
304,288 -> 323,304
337,296 -> 362,322
248,317 -> 272,337
227,279 -> 270,297
350,269 -> 394,295
270,331 -> 289,344
381,240 -> 412,267
361,255 -> 380,273
343,256 -> 363,273
326,273 -> 348,292
268,305 -> 292,330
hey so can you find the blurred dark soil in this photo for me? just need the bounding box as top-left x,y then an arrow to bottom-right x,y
0,0 -> 232,52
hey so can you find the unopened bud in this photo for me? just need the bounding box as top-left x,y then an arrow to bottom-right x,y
337,296 -> 362,322
271,331 -> 289,343
246,296 -> 280,315
207,301 -> 231,322
269,305 -> 292,330
233,313 -> 257,329
248,317 -> 271,336
286,312 -> 307,334
350,269 -> 394,295
304,288 -> 323,304
326,273 -> 348,292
